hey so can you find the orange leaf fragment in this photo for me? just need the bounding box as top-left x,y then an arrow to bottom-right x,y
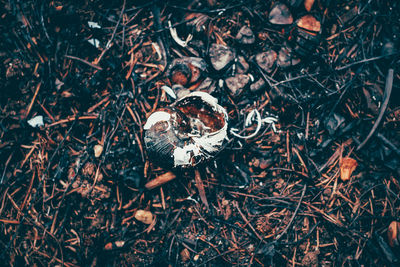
340,157 -> 357,181
388,221 -> 400,247
304,0 -> 315,12
297,15 -> 321,33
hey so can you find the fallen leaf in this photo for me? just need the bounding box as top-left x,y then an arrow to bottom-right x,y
340,157 -> 358,181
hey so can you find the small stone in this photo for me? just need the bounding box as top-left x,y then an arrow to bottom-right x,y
236,56 -> 249,74
236,25 -> 255,45
250,78 -> 266,93
269,3 -> 293,25
225,74 -> 250,97
94,144 -> 103,158
134,210 -> 154,224
277,46 -> 300,68
209,43 -> 235,71
255,50 -> 277,73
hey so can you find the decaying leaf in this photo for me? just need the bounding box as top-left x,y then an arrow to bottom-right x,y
340,157 -> 358,181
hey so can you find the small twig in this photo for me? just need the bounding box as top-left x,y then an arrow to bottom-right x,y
335,53 -> 399,71
145,172 -> 177,189
94,0 -> 126,65
357,69 -> 393,150
25,81 -> 41,119
194,169 -> 209,209
46,115 -> 99,128
377,133 -> 400,157
276,184 -> 307,241
64,55 -> 103,70
234,201 -> 263,240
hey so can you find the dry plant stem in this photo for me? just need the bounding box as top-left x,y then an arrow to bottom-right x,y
195,169 -> 209,209
377,133 -> 400,156
145,171 -> 177,190
233,201 -> 263,241
276,184 -> 307,241
25,81 -> 41,119
357,68 -> 394,151
64,55 -> 103,70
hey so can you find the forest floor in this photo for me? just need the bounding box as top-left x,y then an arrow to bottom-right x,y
1,0 -> 400,266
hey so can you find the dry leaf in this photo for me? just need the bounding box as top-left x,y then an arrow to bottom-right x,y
340,157 -> 358,181
134,210 -> 154,224
388,221 -> 400,247
297,15 -> 321,33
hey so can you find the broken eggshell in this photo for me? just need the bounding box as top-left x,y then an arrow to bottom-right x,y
144,92 -> 228,168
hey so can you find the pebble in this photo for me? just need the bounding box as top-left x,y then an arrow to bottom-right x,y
225,74 -> 250,97
236,55 -> 250,74
250,78 -> 267,93
134,210 -> 154,224
255,50 -> 277,73
277,46 -> 300,68
236,25 -> 255,45
269,3 -> 293,25
209,43 -> 235,71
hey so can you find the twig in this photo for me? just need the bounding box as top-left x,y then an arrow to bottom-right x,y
94,0 -> 126,65
335,53 -> 399,71
276,184 -> 307,241
64,55 -> 103,70
46,115 -> 98,128
357,69 -> 394,150
377,133 -> 400,157
145,172 -> 177,189
25,81 -> 41,119
234,201 -> 263,240
194,169 -> 209,209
